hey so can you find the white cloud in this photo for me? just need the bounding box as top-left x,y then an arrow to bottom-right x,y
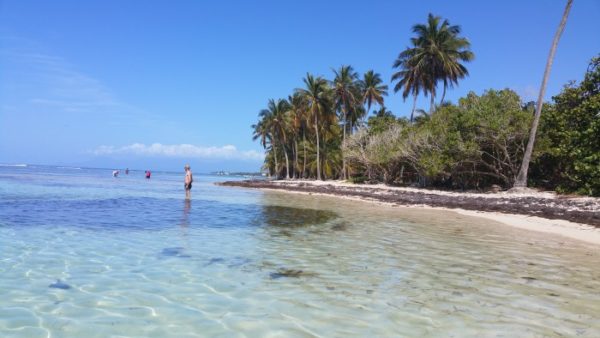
92,143 -> 263,161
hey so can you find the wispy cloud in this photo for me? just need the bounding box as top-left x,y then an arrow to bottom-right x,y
92,143 -> 263,161
0,37 -> 140,117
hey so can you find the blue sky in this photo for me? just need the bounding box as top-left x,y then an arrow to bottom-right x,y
1,0 -> 598,172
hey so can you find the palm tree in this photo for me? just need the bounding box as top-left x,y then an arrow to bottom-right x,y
332,65 -> 360,179
304,133 -> 342,179
514,0 -> 573,188
391,49 -> 430,122
362,70 -> 388,114
296,73 -> 333,180
373,105 -> 394,118
270,98 -> 292,179
254,99 -> 291,179
252,110 -> 277,177
392,13 -> 473,116
287,93 -> 307,178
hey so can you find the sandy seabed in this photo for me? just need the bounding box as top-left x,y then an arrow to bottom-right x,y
218,179 -> 600,246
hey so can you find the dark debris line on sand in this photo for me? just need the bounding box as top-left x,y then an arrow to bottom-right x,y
217,181 -> 600,227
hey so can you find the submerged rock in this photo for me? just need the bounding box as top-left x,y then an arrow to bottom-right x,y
206,257 -> 225,265
331,221 -> 349,231
49,279 -> 71,290
270,268 -> 316,279
161,247 -> 191,258
205,257 -> 251,267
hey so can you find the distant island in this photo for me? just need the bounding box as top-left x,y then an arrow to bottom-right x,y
211,171 -> 265,177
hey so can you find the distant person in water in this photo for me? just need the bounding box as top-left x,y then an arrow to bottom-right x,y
184,164 -> 193,199
125,168 -> 129,175
112,170 -> 119,177
145,170 -> 151,179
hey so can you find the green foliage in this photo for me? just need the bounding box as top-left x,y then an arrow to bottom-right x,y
346,89 -> 532,189
366,107 -> 405,135
252,64 -> 390,180
249,21 -> 595,196
532,56 -> 600,196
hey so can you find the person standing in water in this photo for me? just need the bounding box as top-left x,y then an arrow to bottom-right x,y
184,164 -> 193,199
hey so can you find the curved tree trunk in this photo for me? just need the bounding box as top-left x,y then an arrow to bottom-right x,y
410,95 -> 417,123
440,83 -> 447,106
514,0 -> 573,188
315,114 -> 321,180
429,93 -> 435,114
273,143 -> 279,179
283,145 -> 290,179
342,110 -> 347,180
302,130 -> 307,179
294,139 -> 299,179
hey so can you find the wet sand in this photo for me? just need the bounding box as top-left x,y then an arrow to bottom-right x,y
218,180 -> 600,245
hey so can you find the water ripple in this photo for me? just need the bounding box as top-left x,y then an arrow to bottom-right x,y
1,167 -> 599,336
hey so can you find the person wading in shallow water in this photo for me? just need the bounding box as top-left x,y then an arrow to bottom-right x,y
184,164 -> 193,199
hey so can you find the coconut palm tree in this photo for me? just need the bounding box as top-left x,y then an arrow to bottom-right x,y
362,70 -> 388,114
252,109 -> 278,177
287,93 -> 307,178
270,98 -> 292,179
304,128 -> 342,180
391,49 -> 431,122
392,13 -> 473,116
514,0 -> 573,188
254,98 -> 292,179
332,65 -> 360,179
296,73 -> 334,180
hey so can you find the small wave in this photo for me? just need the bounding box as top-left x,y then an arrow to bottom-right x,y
57,166 -> 81,170
0,164 -> 27,167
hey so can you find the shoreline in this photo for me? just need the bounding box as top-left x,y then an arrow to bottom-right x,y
217,180 -> 600,246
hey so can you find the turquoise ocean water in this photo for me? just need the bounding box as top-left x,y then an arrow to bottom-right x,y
1,165 -> 599,337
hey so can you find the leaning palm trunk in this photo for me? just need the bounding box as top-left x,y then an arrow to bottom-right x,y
294,139 -> 299,179
315,115 -> 321,180
514,0 -> 573,188
302,131 -> 307,178
272,143 -> 279,179
283,145 -> 290,179
429,93 -> 435,114
342,111 -> 347,180
440,83 -> 447,106
410,95 -> 417,123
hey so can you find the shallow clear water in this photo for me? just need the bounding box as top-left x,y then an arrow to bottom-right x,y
1,165 -> 599,337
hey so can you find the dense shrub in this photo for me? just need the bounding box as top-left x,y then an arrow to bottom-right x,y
532,56 -> 600,196
345,89 -> 532,189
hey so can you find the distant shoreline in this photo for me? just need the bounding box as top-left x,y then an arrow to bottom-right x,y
217,179 -> 600,245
